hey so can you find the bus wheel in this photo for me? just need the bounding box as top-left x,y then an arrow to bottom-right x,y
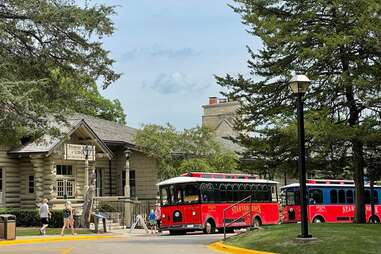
369,216 -> 380,223
313,216 -> 325,223
203,219 -> 216,234
253,217 -> 262,228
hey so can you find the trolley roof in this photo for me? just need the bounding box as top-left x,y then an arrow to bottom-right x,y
281,182 -> 381,189
157,176 -> 278,186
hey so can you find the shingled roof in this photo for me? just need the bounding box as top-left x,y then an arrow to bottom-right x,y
9,114 -> 138,155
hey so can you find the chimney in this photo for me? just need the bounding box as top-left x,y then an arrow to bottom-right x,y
218,98 -> 227,104
209,97 -> 218,105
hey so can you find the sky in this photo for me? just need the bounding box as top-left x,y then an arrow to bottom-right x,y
95,0 -> 261,129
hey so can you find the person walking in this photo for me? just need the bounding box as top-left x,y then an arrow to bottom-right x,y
39,198 -> 51,235
61,201 -> 76,236
155,203 -> 162,233
148,208 -> 156,234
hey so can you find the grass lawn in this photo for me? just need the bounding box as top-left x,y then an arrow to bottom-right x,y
225,224 -> 381,254
16,227 -> 94,236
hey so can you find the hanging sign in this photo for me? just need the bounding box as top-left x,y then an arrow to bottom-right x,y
64,144 -> 96,161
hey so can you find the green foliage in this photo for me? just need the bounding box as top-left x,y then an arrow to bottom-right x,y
135,124 -> 239,179
0,208 -> 64,228
217,0 -> 381,222
96,203 -> 118,213
225,224 -> 381,254
0,0 -> 125,145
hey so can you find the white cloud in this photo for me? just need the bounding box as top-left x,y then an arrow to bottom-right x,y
142,72 -> 208,94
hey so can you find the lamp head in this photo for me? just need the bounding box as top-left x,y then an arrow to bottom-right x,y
289,74 -> 311,95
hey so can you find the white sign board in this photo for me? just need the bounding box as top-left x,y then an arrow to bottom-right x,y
64,144 -> 96,161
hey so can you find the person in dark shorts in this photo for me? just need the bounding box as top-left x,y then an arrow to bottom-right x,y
61,201 -> 76,236
39,198 -> 51,235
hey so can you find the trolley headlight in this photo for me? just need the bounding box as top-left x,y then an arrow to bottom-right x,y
162,214 -> 165,218
192,211 -> 196,216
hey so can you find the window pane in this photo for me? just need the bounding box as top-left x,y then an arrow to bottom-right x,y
174,186 -> 182,204
346,190 -> 354,204
160,187 -> 170,206
330,189 -> 337,204
309,189 -> 323,204
338,190 -> 345,203
28,175 -> 35,194
183,184 -> 200,204
365,190 -> 370,204
0,168 -> 2,191
374,191 -> 379,204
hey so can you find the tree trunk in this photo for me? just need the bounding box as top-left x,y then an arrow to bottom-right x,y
341,51 -> 366,224
81,187 -> 95,228
352,139 -> 366,223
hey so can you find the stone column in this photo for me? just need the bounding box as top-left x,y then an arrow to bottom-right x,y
44,159 -> 56,200
31,156 -> 46,203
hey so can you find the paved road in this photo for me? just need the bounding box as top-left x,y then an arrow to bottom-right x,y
0,231 -> 232,254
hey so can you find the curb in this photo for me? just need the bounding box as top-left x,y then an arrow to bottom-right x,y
208,242 -> 276,254
0,235 -> 120,246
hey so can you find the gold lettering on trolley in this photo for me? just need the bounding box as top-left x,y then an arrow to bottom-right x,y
231,205 -> 261,215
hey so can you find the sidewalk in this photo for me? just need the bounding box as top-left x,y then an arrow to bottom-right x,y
0,231 -> 125,246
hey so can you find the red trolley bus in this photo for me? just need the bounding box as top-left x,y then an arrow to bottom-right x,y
281,179 -> 381,223
157,172 -> 280,234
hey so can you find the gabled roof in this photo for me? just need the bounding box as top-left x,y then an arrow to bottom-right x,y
73,114 -> 137,145
8,114 -> 139,157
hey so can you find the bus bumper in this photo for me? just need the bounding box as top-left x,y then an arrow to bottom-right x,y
160,224 -> 203,231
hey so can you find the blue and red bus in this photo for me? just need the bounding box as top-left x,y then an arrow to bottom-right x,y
157,172 -> 280,234
281,179 -> 381,223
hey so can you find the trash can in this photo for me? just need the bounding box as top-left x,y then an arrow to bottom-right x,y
0,214 -> 16,240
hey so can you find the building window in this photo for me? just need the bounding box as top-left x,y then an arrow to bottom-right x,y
0,168 -> 3,203
28,175 -> 35,194
121,171 -> 126,196
56,165 -> 75,199
0,168 -> 3,193
56,165 -> 73,176
129,170 -> 136,197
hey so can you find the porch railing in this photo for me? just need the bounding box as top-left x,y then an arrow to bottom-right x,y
223,195 -> 253,240
92,196 -> 158,228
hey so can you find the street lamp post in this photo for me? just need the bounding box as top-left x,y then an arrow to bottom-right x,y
290,74 -> 312,239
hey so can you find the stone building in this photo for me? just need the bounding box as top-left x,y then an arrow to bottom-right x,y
202,97 -> 243,153
0,114 -> 158,210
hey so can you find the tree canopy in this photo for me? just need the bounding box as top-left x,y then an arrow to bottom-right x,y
135,124 -> 239,180
0,0 -> 125,145
217,0 -> 381,223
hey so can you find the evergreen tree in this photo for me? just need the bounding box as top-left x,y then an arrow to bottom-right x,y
0,0 -> 125,145
217,0 -> 381,223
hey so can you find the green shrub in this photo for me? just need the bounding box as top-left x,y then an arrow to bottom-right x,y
96,203 -> 118,213
0,208 -> 64,228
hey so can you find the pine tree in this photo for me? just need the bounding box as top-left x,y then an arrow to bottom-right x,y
217,0 -> 381,223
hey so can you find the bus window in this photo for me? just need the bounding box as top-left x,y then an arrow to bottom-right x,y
219,184 -> 227,202
365,190 -> 379,204
286,190 -> 300,205
363,190 -> 368,204
374,191 -> 379,204
183,184 -> 200,204
338,190 -> 345,203
233,184 -> 239,201
346,190 -> 354,204
174,186 -> 183,204
309,189 -> 323,204
330,189 -> 338,204
160,187 -> 170,206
